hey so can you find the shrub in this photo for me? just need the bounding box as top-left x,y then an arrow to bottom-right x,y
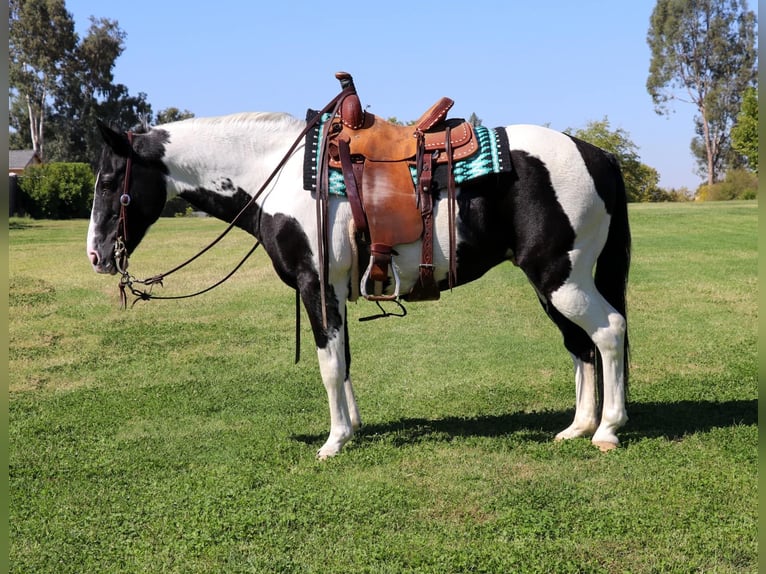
18,163 -> 95,219
648,186 -> 693,202
696,168 -> 758,201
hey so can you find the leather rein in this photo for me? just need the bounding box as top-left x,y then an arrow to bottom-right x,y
115,86 -> 354,312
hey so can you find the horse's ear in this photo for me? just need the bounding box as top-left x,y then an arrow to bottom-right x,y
96,119 -> 133,157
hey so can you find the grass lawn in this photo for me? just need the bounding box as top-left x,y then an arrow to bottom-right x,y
9,201 -> 757,573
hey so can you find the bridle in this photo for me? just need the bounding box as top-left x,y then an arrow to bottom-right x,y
113,85 -> 355,314
113,131 -> 134,277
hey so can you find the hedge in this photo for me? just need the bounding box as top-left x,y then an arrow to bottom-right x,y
17,162 -> 95,219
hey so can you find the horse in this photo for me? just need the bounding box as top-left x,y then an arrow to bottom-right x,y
87,93 -> 630,459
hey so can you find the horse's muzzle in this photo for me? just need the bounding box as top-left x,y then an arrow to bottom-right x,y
88,249 -> 119,275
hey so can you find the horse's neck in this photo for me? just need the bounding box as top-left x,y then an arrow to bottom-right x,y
161,113 -> 303,198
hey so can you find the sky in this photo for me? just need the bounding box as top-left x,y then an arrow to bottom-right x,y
65,1 -> 704,191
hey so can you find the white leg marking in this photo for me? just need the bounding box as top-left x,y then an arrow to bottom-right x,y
344,377 -> 362,432
550,281 -> 627,451
316,332 -> 355,460
555,355 -> 598,440
590,311 -> 628,451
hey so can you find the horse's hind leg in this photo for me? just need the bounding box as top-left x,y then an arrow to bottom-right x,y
535,298 -> 600,440
548,275 -> 628,451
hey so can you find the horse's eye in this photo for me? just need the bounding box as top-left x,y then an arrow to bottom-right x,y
101,176 -> 114,192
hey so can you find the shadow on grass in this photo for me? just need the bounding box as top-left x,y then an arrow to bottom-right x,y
9,219 -> 37,230
291,399 -> 757,448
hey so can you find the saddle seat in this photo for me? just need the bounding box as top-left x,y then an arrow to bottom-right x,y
324,72 -> 477,301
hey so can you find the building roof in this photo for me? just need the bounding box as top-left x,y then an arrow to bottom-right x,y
9,149 -> 41,171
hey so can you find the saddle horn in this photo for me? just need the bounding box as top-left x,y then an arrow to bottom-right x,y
335,71 -> 365,129
335,71 -> 356,90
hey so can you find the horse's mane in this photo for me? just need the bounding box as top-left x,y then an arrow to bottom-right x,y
132,112 -> 305,161
159,112 -> 304,132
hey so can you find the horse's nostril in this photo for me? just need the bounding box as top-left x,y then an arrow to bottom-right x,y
88,250 -> 99,267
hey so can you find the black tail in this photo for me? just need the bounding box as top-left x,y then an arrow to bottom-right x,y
594,154 -> 631,394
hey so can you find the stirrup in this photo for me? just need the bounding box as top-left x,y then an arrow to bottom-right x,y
360,254 -> 400,301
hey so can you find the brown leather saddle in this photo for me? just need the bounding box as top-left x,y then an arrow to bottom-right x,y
322,72 -> 478,301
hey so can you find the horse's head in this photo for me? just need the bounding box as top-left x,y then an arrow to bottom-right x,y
87,120 -> 169,274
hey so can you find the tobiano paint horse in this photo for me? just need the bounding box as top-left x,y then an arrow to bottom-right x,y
87,94 -> 630,459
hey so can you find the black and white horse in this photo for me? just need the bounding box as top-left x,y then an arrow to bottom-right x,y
87,107 -> 630,458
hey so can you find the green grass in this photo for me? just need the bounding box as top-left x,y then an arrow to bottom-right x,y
9,201 -> 757,573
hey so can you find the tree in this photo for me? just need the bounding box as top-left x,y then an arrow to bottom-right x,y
9,1 -> 153,166
566,117 -> 661,202
49,15 -> 153,165
9,0 -> 77,159
730,86 -> 758,172
647,0 -> 757,185
48,16 -> 125,163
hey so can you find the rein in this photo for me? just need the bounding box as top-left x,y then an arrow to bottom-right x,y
116,85 -> 355,311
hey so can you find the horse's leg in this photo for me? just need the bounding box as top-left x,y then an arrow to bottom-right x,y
534,297 -> 600,439
343,317 -> 362,432
557,354 -> 599,440
548,272 -> 627,451
315,329 -> 354,459
298,274 -> 358,459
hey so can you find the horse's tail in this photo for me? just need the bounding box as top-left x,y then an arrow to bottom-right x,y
594,154 -> 631,393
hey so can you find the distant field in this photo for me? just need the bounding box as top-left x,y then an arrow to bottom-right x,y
9,201 -> 757,573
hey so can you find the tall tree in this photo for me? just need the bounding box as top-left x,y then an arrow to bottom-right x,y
10,2 -> 153,165
647,0 -> 757,185
50,16 -> 153,164
9,0 -> 77,159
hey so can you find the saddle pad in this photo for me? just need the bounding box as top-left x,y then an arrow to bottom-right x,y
302,109 -> 513,196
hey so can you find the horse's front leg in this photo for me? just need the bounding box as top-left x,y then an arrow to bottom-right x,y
342,318 -> 362,433
316,333 -> 354,459
301,277 -> 360,459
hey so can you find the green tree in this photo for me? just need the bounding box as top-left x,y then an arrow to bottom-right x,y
566,117 -> 661,202
49,15 -> 152,164
647,0 -> 757,185
9,0 -> 77,159
9,1 -> 153,165
731,86 -> 758,172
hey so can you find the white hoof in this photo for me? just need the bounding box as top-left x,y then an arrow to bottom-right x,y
316,430 -> 353,460
592,439 -> 619,452
316,443 -> 341,460
592,427 -> 620,452
591,417 -> 626,452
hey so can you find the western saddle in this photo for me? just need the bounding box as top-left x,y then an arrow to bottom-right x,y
320,72 -> 478,302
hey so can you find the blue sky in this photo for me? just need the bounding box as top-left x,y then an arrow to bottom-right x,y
66,1 -> 703,190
